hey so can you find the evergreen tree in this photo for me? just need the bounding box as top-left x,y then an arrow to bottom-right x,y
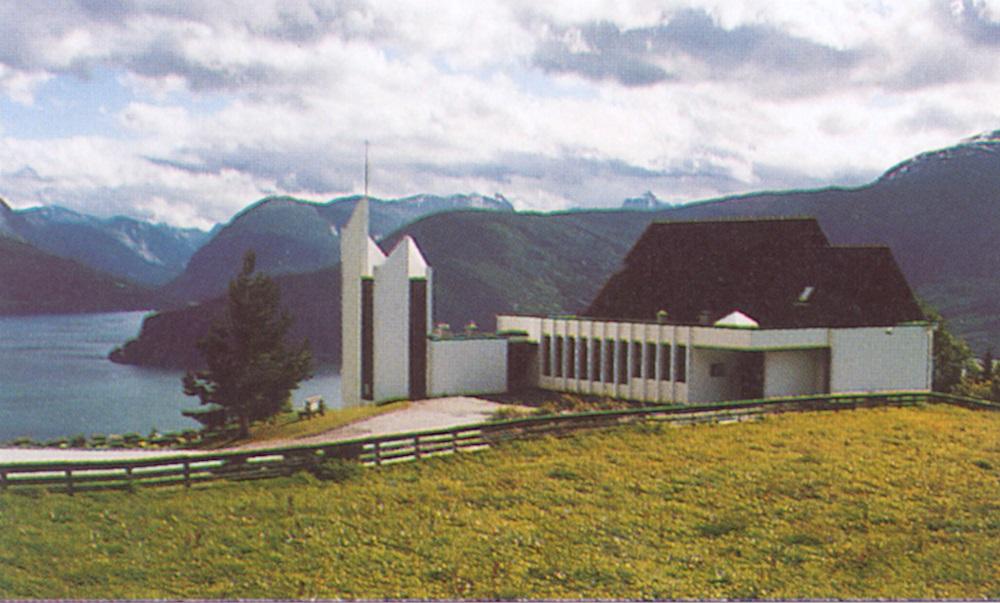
982,347 -> 995,382
991,364 -> 1000,403
183,251 -> 313,437
920,302 -> 974,393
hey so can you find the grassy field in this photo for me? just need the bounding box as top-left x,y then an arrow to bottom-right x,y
1,404 -> 998,599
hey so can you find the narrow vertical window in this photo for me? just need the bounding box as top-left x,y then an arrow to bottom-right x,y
604,339 -> 614,383
632,341 -> 642,378
592,339 -> 603,382
566,336 -> 576,379
660,344 -> 671,381
361,278 -> 374,400
579,338 -> 589,381
617,340 -> 629,384
408,279 -> 428,400
554,337 -> 564,378
541,335 -> 551,377
646,342 -> 656,379
675,344 -> 687,383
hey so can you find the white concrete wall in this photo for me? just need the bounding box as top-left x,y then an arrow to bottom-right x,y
373,244 -> 411,402
497,315 -> 543,340
370,237 -> 432,403
427,338 -> 508,396
687,348 -> 742,403
764,349 -> 827,398
749,329 -> 828,350
829,325 -> 933,393
506,315 -> 931,404
340,198 -> 385,407
530,316 -> 691,404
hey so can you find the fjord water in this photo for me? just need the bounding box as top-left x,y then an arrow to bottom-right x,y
0,312 -> 341,442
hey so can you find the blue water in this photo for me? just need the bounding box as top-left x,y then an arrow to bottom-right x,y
0,312 -> 341,442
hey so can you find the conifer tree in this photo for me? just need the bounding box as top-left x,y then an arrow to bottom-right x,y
921,303 -> 973,393
982,347 -> 995,382
183,251 -> 313,437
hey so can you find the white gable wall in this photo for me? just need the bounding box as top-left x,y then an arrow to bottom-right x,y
373,242 -> 412,402
829,325 -> 933,393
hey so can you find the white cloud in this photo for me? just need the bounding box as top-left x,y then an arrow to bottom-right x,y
0,0 -> 998,227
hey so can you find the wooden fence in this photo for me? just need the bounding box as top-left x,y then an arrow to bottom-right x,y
1,391 -> 996,495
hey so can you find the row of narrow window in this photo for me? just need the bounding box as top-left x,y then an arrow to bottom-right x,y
540,336 -> 686,384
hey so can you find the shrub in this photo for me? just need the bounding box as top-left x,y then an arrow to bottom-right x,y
782,532 -> 825,547
490,407 -> 532,421
547,466 -> 582,481
695,516 -> 747,538
309,458 -> 364,483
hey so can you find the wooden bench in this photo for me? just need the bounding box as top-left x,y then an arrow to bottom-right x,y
298,396 -> 326,420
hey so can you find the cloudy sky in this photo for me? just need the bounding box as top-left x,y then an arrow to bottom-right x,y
1,0 -> 999,228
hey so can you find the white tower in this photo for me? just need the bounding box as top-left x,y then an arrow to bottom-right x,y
373,236 -> 432,401
340,198 -> 385,406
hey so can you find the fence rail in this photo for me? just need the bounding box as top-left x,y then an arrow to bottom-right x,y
1,391 -> 996,494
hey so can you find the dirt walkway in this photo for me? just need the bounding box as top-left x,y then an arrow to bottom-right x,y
0,396 -> 517,463
232,396 -> 515,450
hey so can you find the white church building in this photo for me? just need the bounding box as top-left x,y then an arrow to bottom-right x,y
341,201 -> 933,407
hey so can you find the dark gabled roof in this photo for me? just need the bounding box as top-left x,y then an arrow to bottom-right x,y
584,218 -> 925,328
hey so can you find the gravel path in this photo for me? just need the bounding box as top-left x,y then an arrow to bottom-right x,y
231,396 -> 513,451
0,396 -> 517,463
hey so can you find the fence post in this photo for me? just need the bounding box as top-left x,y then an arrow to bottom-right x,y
126,466 -> 134,491
374,441 -> 382,466
451,429 -> 458,453
65,469 -> 74,496
0,470 -> 6,492
415,435 -> 422,460
183,460 -> 191,488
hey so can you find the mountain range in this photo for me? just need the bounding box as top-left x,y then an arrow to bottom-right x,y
165,193 -> 514,301
0,193 -> 514,317
0,235 -> 160,314
0,200 -> 210,286
109,132 -> 1000,367
6,132 -> 1000,365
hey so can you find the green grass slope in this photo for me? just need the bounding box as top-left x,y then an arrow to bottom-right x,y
0,237 -> 161,314
2,405 -> 998,599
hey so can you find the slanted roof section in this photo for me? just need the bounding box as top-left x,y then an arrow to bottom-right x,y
585,218 -> 924,328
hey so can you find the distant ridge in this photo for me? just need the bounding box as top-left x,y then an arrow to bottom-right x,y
0,236 -> 160,315
163,192 -> 514,302
2,202 -> 210,286
112,130 -> 1000,366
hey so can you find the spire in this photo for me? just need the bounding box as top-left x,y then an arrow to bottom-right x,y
364,140 -> 370,201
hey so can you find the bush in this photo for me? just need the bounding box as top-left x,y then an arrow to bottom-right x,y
695,516 -> 747,538
309,458 -> 364,483
534,393 -> 638,415
490,407 -> 532,421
